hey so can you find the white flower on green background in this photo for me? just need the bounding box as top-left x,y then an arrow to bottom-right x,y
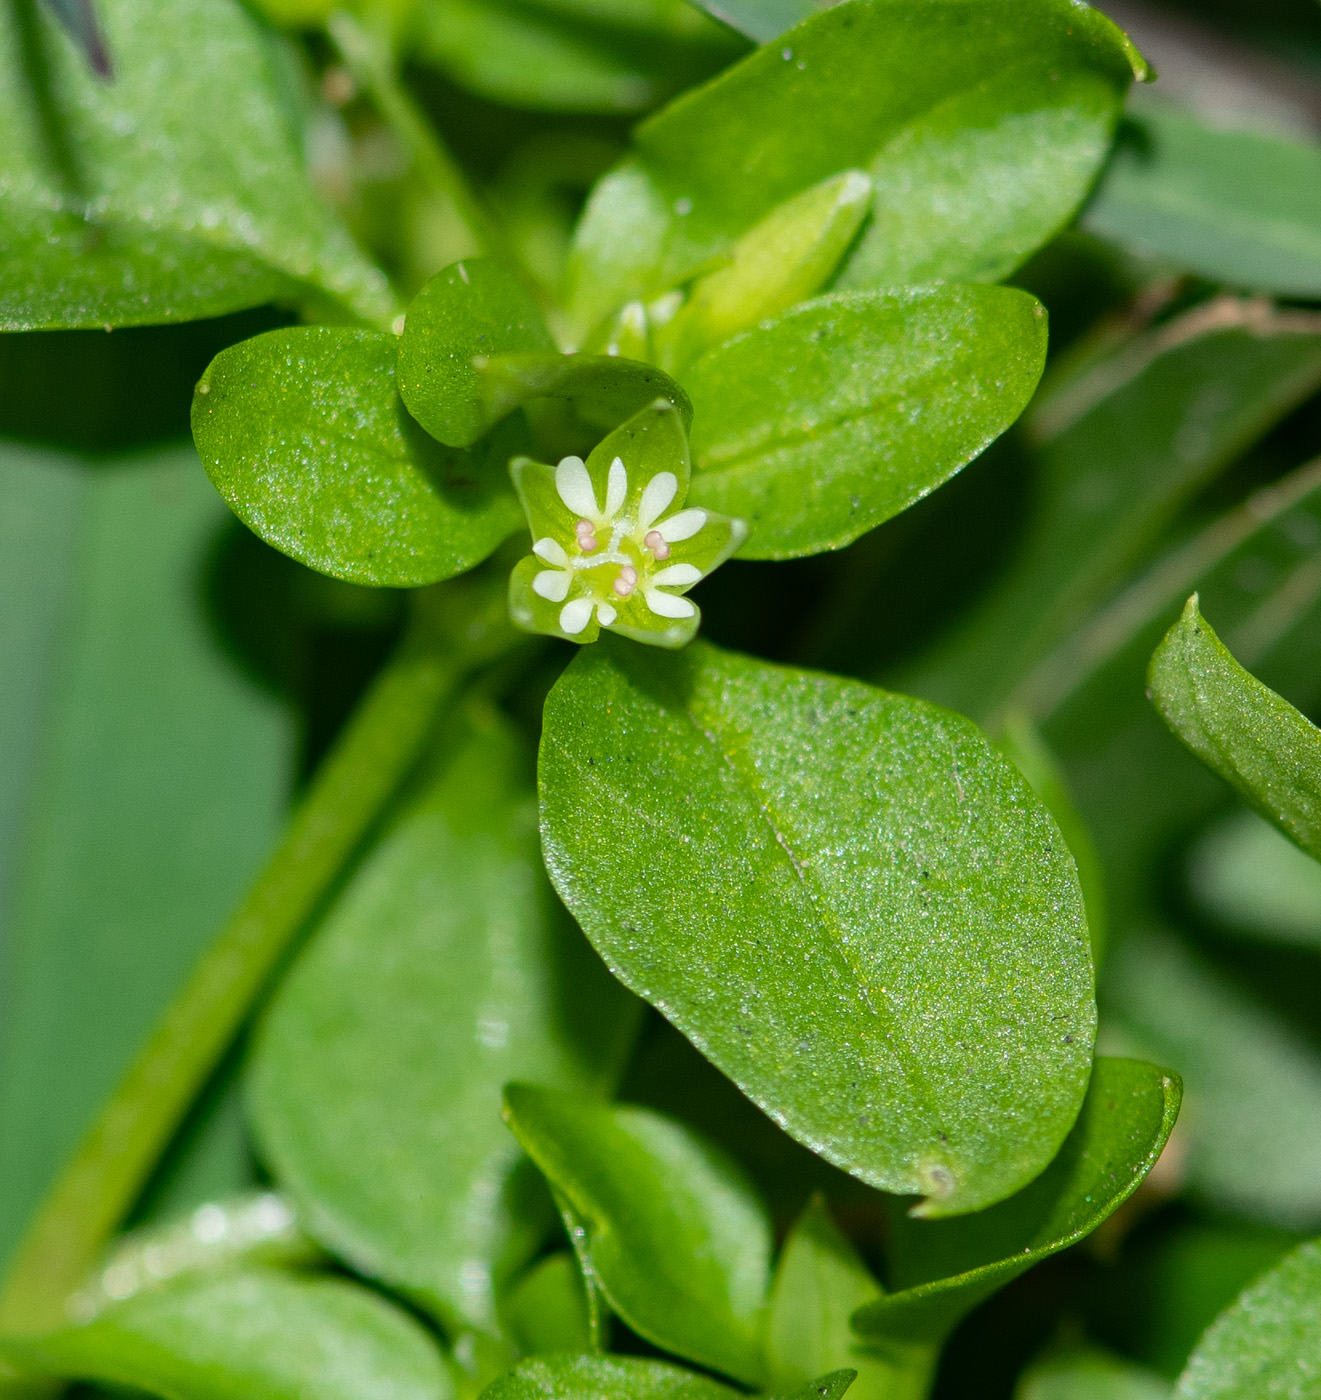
508,399 -> 747,648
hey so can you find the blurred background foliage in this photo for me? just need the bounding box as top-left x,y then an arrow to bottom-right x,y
4,0 -> 1321,1394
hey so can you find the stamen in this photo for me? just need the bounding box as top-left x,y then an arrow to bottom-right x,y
644,529 -> 670,561
613,564 -> 638,598
575,519 -> 598,552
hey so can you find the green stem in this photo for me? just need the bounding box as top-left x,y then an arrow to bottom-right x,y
0,602 -> 464,1338
326,11 -> 533,296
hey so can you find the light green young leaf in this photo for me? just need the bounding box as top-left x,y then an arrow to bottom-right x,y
685,286 -> 1047,560
1085,104 -> 1321,299
248,716 -> 640,1337
0,1267 -> 452,1400
679,0 -> 812,43
853,1058 -> 1180,1347
766,1196 -> 899,1400
567,0 -> 1144,335
1175,1238 -> 1321,1400
397,259 -> 556,448
1107,930 -> 1321,1230
502,1253 -> 592,1357
503,1084 -> 773,1385
1018,1348 -> 1172,1400
478,1354 -> 741,1400
1149,596 -> 1321,863
509,399 -> 745,648
0,0 -> 393,329
193,327 -> 523,588
0,443 -> 290,1271
1188,808 -> 1321,949
538,638 -> 1095,1215
902,300 -> 1321,721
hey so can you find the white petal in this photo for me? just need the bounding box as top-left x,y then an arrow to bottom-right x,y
651,563 -> 701,587
533,569 -> 570,602
555,456 -> 598,517
604,457 -> 628,519
596,602 -> 618,626
644,588 -> 696,620
637,471 -> 678,530
559,598 -> 595,634
656,507 -> 706,542
532,537 -> 569,567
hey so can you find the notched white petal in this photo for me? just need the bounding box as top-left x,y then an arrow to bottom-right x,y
559,597 -> 595,634
605,457 -> 628,519
596,602 -> 618,626
555,456 -> 598,517
638,471 -> 679,530
532,569 -> 571,602
532,537 -> 569,567
644,588 -> 696,620
656,507 -> 706,542
651,563 -> 702,588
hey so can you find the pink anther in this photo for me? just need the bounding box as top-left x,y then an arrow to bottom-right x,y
613,564 -> 638,598
575,519 -> 598,552
644,529 -> 671,560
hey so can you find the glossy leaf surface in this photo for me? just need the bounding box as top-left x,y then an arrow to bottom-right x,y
2,1268 -> 451,1400
1176,1238 -> 1321,1400
0,443 -> 289,1269
398,260 -> 556,448
249,717 -> 639,1335
1149,596 -> 1321,862
539,639 -> 1095,1214
0,0 -> 392,329
853,1058 -> 1180,1345
478,352 -> 691,435
503,1084 -> 772,1384
685,286 -> 1046,559
567,0 -> 1143,334
480,1355 -> 740,1400
1085,105 -> 1321,299
193,327 -> 523,588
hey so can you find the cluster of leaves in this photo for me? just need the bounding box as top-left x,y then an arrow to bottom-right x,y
6,0 -> 1321,1398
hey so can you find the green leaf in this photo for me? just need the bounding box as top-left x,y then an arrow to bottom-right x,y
1085,104 -> 1321,299
0,442 -> 290,1271
508,399 -> 745,648
478,1354 -> 740,1400
1175,1238 -> 1321,1400
502,1084 -> 773,1385
502,1253 -> 592,1357
685,286 -> 1047,560
852,1058 -> 1180,1346
1017,1348 -> 1172,1400
1,1267 -> 452,1400
477,352 -> 692,435
412,0 -> 744,114
766,1196 -> 899,1400
680,0 -> 812,43
538,638 -> 1095,1215
1188,808 -> 1321,949
566,0 -> 1144,336
0,0 -> 393,329
1149,595 -> 1321,863
248,714 -> 640,1337
397,259 -> 556,449
193,327 -> 523,589
1107,930 -> 1321,1229
901,300 -> 1321,721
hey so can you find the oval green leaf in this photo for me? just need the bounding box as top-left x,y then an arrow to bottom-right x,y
503,1084 -> 772,1385
397,259 -> 556,448
479,1354 -> 740,1400
0,0 -> 393,330
685,286 -> 1047,559
248,716 -> 640,1336
852,1057 -> 1180,1346
1175,1238 -> 1321,1400
567,0 -> 1143,334
1149,596 -> 1321,863
0,1267 -> 451,1400
193,327 -> 523,588
538,638 -> 1096,1214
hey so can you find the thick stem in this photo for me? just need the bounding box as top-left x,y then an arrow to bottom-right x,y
0,605 -> 463,1339
326,11 -> 534,297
